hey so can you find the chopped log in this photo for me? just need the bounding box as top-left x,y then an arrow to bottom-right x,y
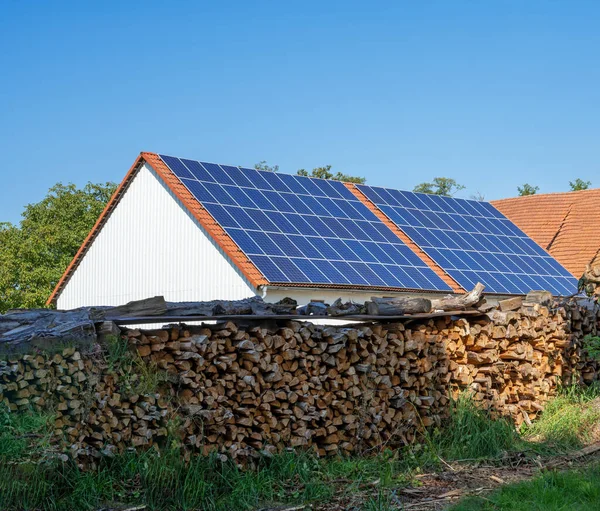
430,283 -> 485,311
524,290 -> 553,306
498,296 -> 523,312
366,297 -> 432,315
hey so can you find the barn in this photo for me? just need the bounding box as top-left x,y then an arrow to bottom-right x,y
48,152 -> 577,310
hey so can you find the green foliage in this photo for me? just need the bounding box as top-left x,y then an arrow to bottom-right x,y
104,335 -> 169,397
0,404 -> 54,460
430,393 -> 522,460
0,181 -> 116,312
254,160 -> 279,172
522,383 -> 600,450
451,464 -> 600,511
297,165 -> 366,184
413,177 -> 465,197
569,178 -> 591,191
0,445 -> 414,511
582,335 -> 600,361
517,183 -> 539,196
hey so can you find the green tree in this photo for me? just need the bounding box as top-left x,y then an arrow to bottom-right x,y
413,177 -> 465,197
517,183 -> 539,196
0,182 -> 116,312
569,178 -> 591,191
297,165 -> 366,184
254,161 -> 279,172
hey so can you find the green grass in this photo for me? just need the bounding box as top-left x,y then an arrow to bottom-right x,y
430,393 -> 523,461
522,383 -> 600,451
104,335 -> 170,396
0,406 -> 418,511
451,464 -> 600,511
2,386 -> 600,510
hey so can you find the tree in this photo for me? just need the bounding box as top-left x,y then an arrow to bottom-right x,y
517,183 -> 539,196
254,161 -> 279,172
413,177 -> 465,197
297,165 -> 366,184
569,178 -> 591,191
0,181 -> 117,312
470,191 -> 485,201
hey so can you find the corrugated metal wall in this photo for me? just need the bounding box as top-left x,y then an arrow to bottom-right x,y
57,163 -> 256,309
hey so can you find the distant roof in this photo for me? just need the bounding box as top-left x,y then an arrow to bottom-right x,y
48,153 -> 578,304
492,189 -> 600,278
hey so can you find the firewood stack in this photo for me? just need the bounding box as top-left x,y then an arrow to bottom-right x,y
123,320 -> 449,458
0,298 -> 599,460
445,301 -> 600,426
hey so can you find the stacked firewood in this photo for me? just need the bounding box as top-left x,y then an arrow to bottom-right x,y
445,301 -> 600,426
1,298 -> 599,460
124,320 -> 449,458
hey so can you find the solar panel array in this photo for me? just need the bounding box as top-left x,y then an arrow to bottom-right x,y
357,185 -> 577,296
159,155 -> 452,292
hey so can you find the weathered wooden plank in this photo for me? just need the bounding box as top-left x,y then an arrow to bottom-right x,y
430,283 -> 485,311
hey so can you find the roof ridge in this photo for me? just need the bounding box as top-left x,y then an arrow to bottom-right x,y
492,187 -> 600,203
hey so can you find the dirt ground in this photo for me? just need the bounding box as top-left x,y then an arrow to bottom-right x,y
301,443 -> 600,511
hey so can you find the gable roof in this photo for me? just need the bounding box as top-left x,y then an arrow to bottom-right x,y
49,152 -> 580,304
48,153 -> 461,305
492,188 -> 600,278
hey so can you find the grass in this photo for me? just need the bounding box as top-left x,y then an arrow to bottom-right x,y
2,386 -> 600,510
104,335 -> 170,396
451,464 -> 600,511
0,404 -> 419,511
522,383 -> 600,450
430,392 -> 523,461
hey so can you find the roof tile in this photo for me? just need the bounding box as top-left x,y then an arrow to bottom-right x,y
492,189 -> 600,278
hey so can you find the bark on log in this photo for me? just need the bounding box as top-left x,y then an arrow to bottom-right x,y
326,299 -> 365,316
430,283 -> 485,311
366,297 -> 432,315
92,296 -> 168,320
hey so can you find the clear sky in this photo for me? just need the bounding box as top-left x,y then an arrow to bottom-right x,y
1,1 -> 599,224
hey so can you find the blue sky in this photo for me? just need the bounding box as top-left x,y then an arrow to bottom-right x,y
1,1 -> 599,224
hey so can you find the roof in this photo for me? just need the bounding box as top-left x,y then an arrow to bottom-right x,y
48,153 -> 578,304
48,153 -> 461,305
492,188 -> 600,278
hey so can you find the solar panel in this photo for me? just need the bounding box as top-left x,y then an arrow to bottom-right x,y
159,155 -> 452,291
357,186 -> 577,296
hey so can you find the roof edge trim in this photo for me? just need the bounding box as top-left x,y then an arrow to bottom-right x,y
47,154 -> 147,305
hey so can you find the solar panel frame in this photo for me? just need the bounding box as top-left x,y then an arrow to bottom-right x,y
358,185 -> 578,296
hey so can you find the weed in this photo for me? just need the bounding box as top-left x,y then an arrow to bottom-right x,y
429,392 -> 522,461
103,335 -> 169,397
582,335 -> 600,361
523,384 -> 600,450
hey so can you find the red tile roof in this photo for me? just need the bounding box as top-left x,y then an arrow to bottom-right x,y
491,189 -> 600,278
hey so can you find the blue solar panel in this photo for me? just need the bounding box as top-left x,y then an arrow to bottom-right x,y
159,155 -> 452,291
358,186 -> 577,296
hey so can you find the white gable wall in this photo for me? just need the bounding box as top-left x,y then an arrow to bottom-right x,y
57,163 -> 256,309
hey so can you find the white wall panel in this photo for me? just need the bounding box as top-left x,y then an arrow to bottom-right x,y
57,163 -> 256,309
